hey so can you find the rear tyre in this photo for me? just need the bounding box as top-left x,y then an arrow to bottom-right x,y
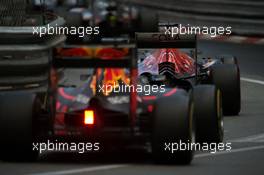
193,85 -> 223,144
152,90 -> 194,164
0,92 -> 40,162
211,64 -> 241,115
219,55 -> 238,65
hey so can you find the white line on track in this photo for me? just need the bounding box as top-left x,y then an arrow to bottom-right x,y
257,139 -> 264,143
28,77 -> 264,175
195,145 -> 264,158
28,145 -> 264,175
29,164 -> 128,175
229,133 -> 264,143
241,77 -> 264,85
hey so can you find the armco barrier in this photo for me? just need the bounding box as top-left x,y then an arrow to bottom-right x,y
0,14 -> 65,91
126,0 -> 264,36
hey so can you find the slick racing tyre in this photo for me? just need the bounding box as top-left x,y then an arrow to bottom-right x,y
220,55 -> 238,65
211,64 -> 241,115
0,92 -> 41,162
193,85 -> 224,144
152,89 -> 195,164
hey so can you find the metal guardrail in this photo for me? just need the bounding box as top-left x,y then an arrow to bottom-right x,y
0,15 -> 66,90
128,0 -> 264,36
0,16 -> 65,46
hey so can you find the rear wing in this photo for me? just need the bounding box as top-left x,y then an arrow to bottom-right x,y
135,33 -> 197,48
53,43 -> 136,69
135,32 -> 197,62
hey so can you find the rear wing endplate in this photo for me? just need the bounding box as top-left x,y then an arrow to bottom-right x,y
136,33 -> 196,48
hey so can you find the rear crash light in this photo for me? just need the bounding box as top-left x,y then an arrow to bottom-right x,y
84,110 -> 94,125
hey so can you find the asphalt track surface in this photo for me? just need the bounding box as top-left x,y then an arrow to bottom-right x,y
1,40 -> 264,174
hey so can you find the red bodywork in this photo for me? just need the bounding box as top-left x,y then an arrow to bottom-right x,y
140,48 -> 195,76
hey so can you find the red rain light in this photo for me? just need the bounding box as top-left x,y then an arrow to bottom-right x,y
84,110 -> 94,125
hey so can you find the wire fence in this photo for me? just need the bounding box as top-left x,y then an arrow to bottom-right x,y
0,0 -> 29,26
0,0 -> 48,26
